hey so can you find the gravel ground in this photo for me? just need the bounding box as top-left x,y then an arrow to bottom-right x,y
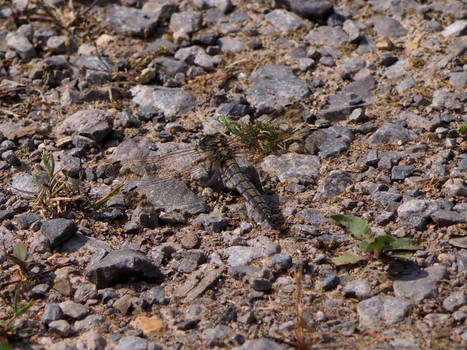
0,0 -> 466,349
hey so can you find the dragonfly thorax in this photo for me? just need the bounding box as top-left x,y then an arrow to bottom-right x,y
198,133 -> 233,162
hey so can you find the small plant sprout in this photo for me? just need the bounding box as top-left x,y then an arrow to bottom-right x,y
331,214 -> 419,266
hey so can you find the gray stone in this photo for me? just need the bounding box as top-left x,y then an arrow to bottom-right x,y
431,209 -> 464,226
357,295 -> 412,328
368,123 -> 417,145
218,37 -> 245,52
442,20 -> 467,37
390,338 -> 419,348
47,36 -> 76,54
442,178 -> 467,198
232,338 -> 282,350
141,286 -> 168,305
41,218 -> 77,248
59,301 -> 89,320
106,5 -> 159,37
296,209 -> 327,226
265,9 -> 305,32
448,72 -> 467,89
246,64 -> 309,110
317,126 -> 354,158
371,191 -> 403,211
133,177 -> 206,216
306,26 -> 349,47
343,280 -> 371,300
343,19 -> 364,42
6,32 -> 36,60
393,265 -> 447,303
113,295 -> 134,315
443,292 -> 466,312
82,331 -> 106,350
317,170 -> 352,198
87,249 -> 163,288
320,273 -> 339,291
176,250 -> 206,273
0,209 -> 15,221
318,104 -> 365,122
319,56 -> 335,66
142,0 -> 178,20
397,199 -> 450,230
396,76 -> 416,94
115,336 -> 148,350
371,15 -> 408,37
261,153 -> 320,184
49,320 -> 72,337
169,11 -> 202,35
344,56 -> 366,75
193,211 -> 230,233
131,86 -> 197,121
379,53 -> 398,67
270,254 -> 293,272
282,0 -> 333,20
391,165 -> 415,181
56,109 -> 112,142
384,59 -> 408,80
41,303 -> 64,325
10,174 -> 39,198
202,325 -> 230,345
74,315 -> 106,332
223,236 -> 281,267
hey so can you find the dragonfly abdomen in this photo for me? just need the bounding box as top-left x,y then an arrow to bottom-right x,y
221,159 -> 272,224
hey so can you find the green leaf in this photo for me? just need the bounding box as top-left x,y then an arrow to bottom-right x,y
13,243 -> 27,262
362,235 -> 395,254
13,289 -> 19,314
387,238 -> 419,251
390,251 -> 415,260
14,300 -> 34,317
1,339 -> 11,350
331,253 -> 365,266
331,215 -> 371,240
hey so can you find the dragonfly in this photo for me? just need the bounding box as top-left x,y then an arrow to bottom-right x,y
111,115 -> 307,228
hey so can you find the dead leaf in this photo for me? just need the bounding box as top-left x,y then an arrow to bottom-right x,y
132,316 -> 165,335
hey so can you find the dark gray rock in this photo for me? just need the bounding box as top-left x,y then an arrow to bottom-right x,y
232,338 -> 282,350
357,295 -> 412,328
251,278 -> 272,292
193,211 -> 230,233
41,218 -> 77,248
141,286 -> 168,305
317,170 -> 352,198
431,209 -> 465,227
318,104 -> 366,122
56,109 -> 112,142
371,191 -> 402,211
320,273 -> 339,291
131,86 -> 197,121
318,56 -> 336,66
134,177 -> 206,216
0,209 -> 15,221
28,283 -> 50,299
87,249 -> 163,289
344,56 -> 366,75
265,9 -> 305,32
391,165 -> 415,181
246,64 -> 309,111
176,250 -> 206,273
74,315 -> 106,332
6,32 -> 36,60
443,292 -> 466,312
368,123 -> 417,145
296,209 -> 327,226
270,253 -> 293,272
317,126 -> 354,158
393,265 -> 447,303
343,280 -> 371,300
306,26 -> 349,47
217,103 -> 254,118
371,15 -> 408,37
169,10 -> 202,35
379,53 -> 398,66
41,303 -> 64,325
283,0 -> 334,20
106,5 -> 159,37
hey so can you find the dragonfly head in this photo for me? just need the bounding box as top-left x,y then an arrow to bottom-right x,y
198,133 -> 232,160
